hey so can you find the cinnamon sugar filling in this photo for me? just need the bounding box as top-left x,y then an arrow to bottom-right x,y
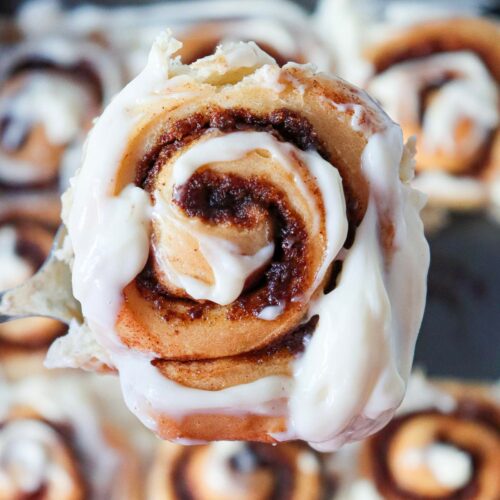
135,108 -> 353,335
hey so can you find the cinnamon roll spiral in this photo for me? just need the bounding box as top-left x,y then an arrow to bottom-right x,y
358,376 -> 500,500
148,441 -> 332,500
364,17 -> 500,210
50,33 -> 428,448
0,193 -> 66,378
0,375 -> 140,499
0,36 -> 122,190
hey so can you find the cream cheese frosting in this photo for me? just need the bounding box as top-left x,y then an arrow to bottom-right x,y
47,33 -> 429,450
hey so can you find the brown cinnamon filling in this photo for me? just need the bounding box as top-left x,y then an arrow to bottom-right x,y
178,170 -> 307,317
136,108 -> 352,323
367,402 -> 500,500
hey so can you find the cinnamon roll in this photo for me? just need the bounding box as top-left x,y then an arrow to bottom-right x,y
47,33 -> 429,448
365,17 -> 500,211
148,440 -> 332,500
335,373 -> 500,500
0,193 -> 67,378
0,36 -> 122,190
0,374 -> 140,499
316,1 -> 500,213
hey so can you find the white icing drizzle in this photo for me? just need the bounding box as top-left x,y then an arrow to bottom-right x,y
249,64 -> 286,93
314,0 -> 373,86
315,0 -> 485,87
257,302 -> 285,321
54,34 -> 428,451
157,129 -> 346,305
0,227 -> 32,291
0,72 -> 92,183
367,51 -> 499,158
116,349 -> 290,426
402,443 -> 473,490
153,195 -> 275,306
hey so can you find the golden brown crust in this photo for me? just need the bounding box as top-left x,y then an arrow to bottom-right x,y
154,412 -> 287,443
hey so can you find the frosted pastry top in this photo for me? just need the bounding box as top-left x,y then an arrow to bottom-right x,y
49,32 -> 429,450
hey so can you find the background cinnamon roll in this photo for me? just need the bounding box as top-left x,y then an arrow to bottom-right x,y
17,0 -> 333,79
330,373 -> 500,499
316,1 -> 500,213
174,15 -> 329,68
0,193 -> 67,378
47,33 -> 428,448
148,440 -> 333,500
0,374 -> 140,499
0,36 -> 122,190
365,17 -> 500,211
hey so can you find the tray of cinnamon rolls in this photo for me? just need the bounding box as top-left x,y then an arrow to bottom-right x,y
0,0 -> 498,498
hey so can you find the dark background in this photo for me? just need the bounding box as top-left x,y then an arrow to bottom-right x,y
1,0 -> 499,380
